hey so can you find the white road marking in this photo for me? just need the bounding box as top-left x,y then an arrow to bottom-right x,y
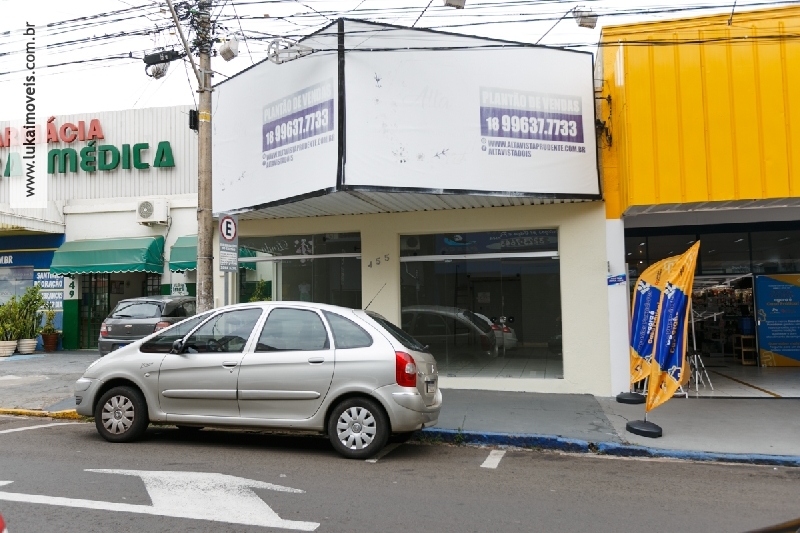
481,449 -> 506,469
365,443 -> 401,464
0,470 -> 319,531
0,423 -> 77,435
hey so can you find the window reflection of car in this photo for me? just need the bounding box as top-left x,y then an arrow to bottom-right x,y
473,312 -> 518,350
401,305 -> 498,360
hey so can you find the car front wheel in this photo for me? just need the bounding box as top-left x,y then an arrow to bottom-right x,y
94,386 -> 149,443
327,397 -> 389,459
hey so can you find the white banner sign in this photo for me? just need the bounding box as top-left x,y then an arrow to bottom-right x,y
212,54 -> 338,214
344,47 -> 599,196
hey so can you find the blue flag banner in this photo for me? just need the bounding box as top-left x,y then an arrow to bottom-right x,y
646,242 -> 700,412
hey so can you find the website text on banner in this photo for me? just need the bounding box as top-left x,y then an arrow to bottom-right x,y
646,242 -> 701,412
629,259 -> 670,384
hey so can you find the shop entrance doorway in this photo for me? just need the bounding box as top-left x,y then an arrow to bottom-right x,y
79,272 -> 163,348
400,230 -> 563,379
686,275 -> 800,397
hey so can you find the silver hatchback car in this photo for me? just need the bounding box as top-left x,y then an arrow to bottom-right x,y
75,302 -> 442,459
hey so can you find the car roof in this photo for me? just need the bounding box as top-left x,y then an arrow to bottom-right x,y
210,301 -> 366,315
402,305 -> 466,316
117,295 -> 195,304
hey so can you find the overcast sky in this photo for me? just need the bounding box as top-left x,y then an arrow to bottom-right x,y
0,0 -> 781,116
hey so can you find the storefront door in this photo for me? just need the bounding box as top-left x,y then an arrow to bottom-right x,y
80,274 -> 110,349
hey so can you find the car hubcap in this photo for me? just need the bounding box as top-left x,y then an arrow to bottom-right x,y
336,406 -> 376,450
102,395 -> 134,434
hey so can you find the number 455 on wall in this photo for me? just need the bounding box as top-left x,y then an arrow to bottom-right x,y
367,255 -> 390,268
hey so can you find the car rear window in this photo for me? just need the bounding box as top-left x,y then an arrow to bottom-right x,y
462,310 -> 493,334
110,302 -> 162,319
367,311 -> 426,352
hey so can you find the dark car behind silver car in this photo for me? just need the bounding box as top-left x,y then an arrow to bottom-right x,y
99,296 -> 196,355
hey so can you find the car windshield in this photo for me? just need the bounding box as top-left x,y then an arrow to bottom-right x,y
366,311 -> 427,352
461,310 -> 493,334
110,301 -> 162,319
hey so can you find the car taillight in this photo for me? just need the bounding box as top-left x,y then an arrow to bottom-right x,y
154,321 -> 170,332
490,324 -> 501,331
100,322 -> 108,337
395,351 -> 417,387
480,334 -> 491,350
0,513 -> 6,533
502,326 -> 511,333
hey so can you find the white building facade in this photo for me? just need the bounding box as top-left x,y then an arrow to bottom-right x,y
0,105 -> 198,349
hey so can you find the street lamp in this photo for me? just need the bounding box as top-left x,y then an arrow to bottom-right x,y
536,6 -> 598,44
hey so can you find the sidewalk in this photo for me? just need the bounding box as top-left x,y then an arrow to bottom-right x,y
0,350 -> 97,411
1,352 -> 799,462
436,388 -> 800,459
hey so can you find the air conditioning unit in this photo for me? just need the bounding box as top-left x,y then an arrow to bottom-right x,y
401,236 -> 420,252
136,199 -> 169,225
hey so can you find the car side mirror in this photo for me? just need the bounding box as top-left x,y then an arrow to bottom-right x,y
170,339 -> 184,354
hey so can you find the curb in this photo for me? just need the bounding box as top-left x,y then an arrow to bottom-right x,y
417,428 -> 800,467
595,441 -> 800,467
417,428 -> 591,453
0,408 -> 84,420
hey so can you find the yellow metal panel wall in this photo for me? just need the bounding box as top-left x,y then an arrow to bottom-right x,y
600,7 -> 800,218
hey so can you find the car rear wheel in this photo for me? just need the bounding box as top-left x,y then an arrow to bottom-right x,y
328,397 -> 389,459
94,386 -> 149,443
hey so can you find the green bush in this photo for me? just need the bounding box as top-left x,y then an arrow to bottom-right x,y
0,297 -> 21,341
17,286 -> 46,339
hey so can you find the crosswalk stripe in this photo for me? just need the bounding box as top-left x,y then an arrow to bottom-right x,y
481,450 -> 506,469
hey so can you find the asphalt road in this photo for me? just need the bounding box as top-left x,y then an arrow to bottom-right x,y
0,415 -> 798,533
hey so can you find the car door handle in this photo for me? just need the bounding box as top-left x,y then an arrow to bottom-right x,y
307,357 -> 325,364
222,361 -> 238,368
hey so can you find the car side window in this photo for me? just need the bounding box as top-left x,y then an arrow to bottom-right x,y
184,308 -> 263,353
256,308 -> 329,352
323,311 -> 373,349
140,313 -> 210,353
414,313 -> 447,336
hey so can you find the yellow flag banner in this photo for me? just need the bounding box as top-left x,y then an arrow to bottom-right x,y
646,242 -> 701,412
628,259 -> 670,384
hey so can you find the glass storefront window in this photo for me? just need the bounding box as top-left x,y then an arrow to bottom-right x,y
699,232 -> 750,274
647,234 -> 697,264
239,233 -> 361,308
0,267 -> 33,305
751,230 -> 800,274
401,230 -> 562,379
401,229 -> 557,257
624,237 -> 648,281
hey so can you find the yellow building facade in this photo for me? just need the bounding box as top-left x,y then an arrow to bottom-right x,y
600,6 -> 800,218
599,7 -> 800,370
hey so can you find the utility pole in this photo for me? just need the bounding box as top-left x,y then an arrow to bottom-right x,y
166,0 -> 214,312
195,0 -> 214,313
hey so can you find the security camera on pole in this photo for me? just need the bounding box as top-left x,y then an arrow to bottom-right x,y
165,0 -> 215,312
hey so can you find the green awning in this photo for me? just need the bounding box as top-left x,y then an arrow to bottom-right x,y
169,235 -> 256,272
169,235 -> 198,272
50,236 -> 164,275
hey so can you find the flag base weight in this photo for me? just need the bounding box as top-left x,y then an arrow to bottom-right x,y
616,392 -> 646,404
626,420 -> 662,438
